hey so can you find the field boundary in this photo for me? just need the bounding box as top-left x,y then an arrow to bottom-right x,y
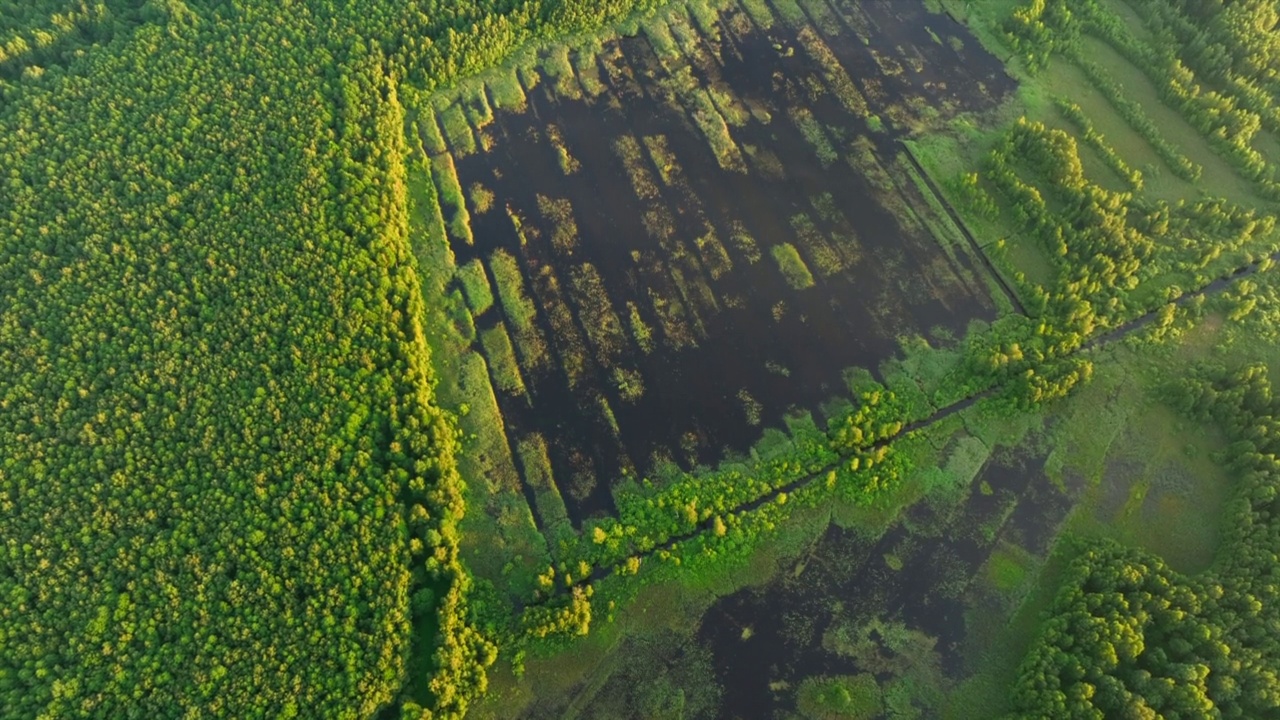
900,140 -> 1029,316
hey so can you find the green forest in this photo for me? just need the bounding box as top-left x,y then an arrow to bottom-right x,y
2,0 -> 1280,718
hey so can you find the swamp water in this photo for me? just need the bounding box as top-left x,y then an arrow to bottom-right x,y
426,0 -> 1014,527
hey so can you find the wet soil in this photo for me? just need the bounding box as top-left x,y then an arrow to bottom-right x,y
697,451 -> 1073,719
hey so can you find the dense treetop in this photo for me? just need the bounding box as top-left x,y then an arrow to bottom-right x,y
0,2 -> 481,718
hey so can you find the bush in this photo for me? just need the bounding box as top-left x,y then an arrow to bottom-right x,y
771,242 -> 817,289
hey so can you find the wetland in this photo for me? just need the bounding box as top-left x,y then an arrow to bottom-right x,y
407,0 -> 1280,717
421,0 -> 1014,528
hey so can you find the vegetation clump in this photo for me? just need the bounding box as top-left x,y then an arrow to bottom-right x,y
469,181 -> 496,214
490,251 -> 533,314
772,242 -> 817,289
537,193 -> 581,254
796,674 -> 883,720
569,262 -> 629,365
627,301 -> 657,354
481,323 -> 527,395
457,258 -> 495,315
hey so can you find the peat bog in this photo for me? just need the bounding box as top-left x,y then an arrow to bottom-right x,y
697,450 -> 1074,719
424,0 -> 1014,526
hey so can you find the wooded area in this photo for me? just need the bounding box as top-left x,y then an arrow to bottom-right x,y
0,1 -> 688,718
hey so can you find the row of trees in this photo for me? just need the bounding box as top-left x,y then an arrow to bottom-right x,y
955,105 -> 1276,416
501,362 -> 930,659
1085,0 -> 1280,198
976,111 -> 1277,332
1072,52 -> 1204,183
547,365 -> 936,584
1055,98 -> 1145,191
512,405 -> 918,663
1006,0 -> 1280,198
980,118 -> 1152,343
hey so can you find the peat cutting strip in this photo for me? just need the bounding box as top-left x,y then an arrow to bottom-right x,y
899,140 -> 1029,316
